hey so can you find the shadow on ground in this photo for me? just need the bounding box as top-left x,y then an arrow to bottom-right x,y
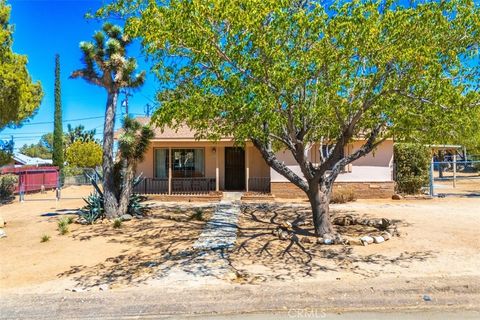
57,206 -> 216,289
228,204 -> 434,283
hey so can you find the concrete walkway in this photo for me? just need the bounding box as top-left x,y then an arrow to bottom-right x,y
156,193 -> 242,282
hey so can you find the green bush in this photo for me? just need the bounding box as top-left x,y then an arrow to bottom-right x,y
0,174 -> 18,200
65,141 -> 102,168
394,143 -> 431,194
57,217 -> 72,235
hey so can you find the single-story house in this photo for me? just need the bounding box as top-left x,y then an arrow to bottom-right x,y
129,117 -> 394,200
0,153 -> 53,169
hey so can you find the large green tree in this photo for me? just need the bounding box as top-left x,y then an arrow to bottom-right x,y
52,54 -> 64,168
0,0 -> 43,163
71,23 -> 145,218
104,0 -> 479,235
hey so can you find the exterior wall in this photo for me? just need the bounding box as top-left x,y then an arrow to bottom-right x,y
271,181 -> 394,199
135,141 -> 270,191
270,140 -> 394,183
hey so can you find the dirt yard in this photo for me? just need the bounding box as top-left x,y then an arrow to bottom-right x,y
1,189 -> 479,296
0,186 -> 213,293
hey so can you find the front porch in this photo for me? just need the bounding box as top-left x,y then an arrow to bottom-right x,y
133,177 -> 271,195
134,140 -> 271,196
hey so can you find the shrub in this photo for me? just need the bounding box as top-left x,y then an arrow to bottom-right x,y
394,143 -> 430,194
0,174 -> 17,200
331,189 -> 356,204
65,141 -> 102,168
113,218 -> 122,228
190,208 -> 205,221
79,193 -> 105,224
57,217 -> 71,235
40,234 -> 51,243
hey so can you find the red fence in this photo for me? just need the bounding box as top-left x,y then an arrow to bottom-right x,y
1,166 -> 59,193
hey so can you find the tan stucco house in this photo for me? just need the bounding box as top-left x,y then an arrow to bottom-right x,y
130,117 -> 394,200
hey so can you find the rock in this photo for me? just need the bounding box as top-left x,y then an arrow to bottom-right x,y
381,232 -> 392,240
373,236 -> 385,244
323,238 -> 334,245
120,214 -> 133,221
333,234 -> 345,245
423,294 -> 432,302
280,221 -> 292,229
392,194 -> 403,200
360,236 -> 374,244
278,230 -> 290,240
0,216 -> 5,227
71,287 -> 86,293
98,284 -> 109,291
316,237 -> 324,244
347,238 -> 363,246
323,233 -> 334,241
380,218 -> 391,229
300,236 -> 312,244
272,228 -> 279,236
0,229 -> 6,239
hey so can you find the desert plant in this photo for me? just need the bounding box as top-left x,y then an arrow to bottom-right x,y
40,234 -> 51,243
190,208 -> 205,221
113,218 -> 122,229
57,217 -> 71,235
0,174 -> 17,200
331,189 -> 357,204
394,143 -> 431,194
79,193 -> 105,224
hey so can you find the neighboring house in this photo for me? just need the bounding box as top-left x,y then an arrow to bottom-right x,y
6,153 -> 53,168
129,117 -> 394,200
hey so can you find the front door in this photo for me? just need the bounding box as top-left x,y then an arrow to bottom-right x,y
224,147 -> 245,190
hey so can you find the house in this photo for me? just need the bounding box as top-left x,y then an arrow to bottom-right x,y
0,153 -> 53,169
130,117 -> 394,200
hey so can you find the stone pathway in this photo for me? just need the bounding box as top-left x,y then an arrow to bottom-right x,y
154,194 -> 242,282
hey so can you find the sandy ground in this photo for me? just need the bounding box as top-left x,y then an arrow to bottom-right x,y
1,188 -> 480,317
0,186 -> 213,293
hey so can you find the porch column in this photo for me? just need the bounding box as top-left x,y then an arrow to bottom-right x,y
245,145 -> 250,192
168,147 -> 172,195
215,145 -> 220,192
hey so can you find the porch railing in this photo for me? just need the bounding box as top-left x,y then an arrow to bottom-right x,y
248,177 -> 271,193
133,177 -> 216,195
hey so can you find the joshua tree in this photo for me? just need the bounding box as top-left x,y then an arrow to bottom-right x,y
71,23 -> 145,218
116,116 -> 153,214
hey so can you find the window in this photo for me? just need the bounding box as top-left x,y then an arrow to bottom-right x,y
154,148 -> 205,178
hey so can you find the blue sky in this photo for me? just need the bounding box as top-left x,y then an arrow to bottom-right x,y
0,0 -> 158,151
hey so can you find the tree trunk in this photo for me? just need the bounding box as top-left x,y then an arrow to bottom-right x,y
102,91 -> 119,219
307,182 -> 334,237
118,160 -> 134,217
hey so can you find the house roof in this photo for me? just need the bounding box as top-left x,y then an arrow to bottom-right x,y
13,153 -> 53,166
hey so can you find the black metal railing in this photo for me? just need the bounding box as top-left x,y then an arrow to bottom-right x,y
133,177 -> 216,195
134,178 -> 168,195
248,177 -> 271,193
172,177 -> 216,194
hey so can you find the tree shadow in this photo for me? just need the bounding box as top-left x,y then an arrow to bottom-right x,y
228,203 -> 435,283
57,205 -> 220,289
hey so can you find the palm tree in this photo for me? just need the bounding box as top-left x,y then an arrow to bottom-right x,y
71,23 -> 145,218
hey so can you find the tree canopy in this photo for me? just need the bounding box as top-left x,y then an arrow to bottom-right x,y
0,0 -> 43,130
65,141 -> 102,168
101,0 -> 480,234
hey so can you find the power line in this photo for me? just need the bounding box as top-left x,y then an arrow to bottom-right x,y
21,115 -> 105,126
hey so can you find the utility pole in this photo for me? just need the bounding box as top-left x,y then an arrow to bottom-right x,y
144,103 -> 154,117
121,89 -> 133,115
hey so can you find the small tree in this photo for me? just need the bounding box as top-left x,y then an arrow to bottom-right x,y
394,144 -> 430,195
65,124 -> 96,147
71,23 -> 146,218
115,116 -> 153,214
0,0 -> 43,164
104,0 -> 480,235
52,54 -> 64,169
65,141 -> 102,168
